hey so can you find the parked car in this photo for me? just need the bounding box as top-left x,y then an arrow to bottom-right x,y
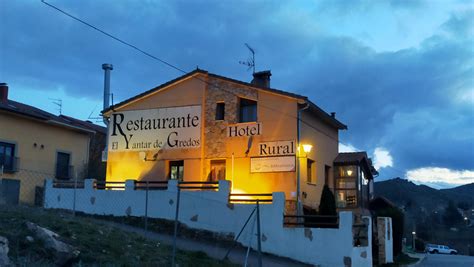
425,244 -> 458,254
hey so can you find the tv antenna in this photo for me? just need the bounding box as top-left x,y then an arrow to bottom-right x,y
239,43 -> 255,73
49,98 -> 63,115
87,104 -> 104,123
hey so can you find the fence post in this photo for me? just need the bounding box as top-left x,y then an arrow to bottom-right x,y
73,171 -> 77,216
171,185 -> 181,267
256,199 -> 262,267
145,181 -> 149,232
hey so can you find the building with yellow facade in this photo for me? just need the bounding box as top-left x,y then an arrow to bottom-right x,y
102,69 -> 376,211
0,83 -> 106,204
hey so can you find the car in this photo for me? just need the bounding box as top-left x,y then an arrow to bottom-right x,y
425,244 -> 458,255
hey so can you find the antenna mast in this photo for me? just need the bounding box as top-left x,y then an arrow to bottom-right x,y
239,43 -> 255,73
49,98 -> 63,115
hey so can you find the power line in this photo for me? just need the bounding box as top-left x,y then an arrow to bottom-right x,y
40,1 -> 367,153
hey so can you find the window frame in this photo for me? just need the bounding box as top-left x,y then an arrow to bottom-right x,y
215,102 -> 225,121
334,165 -> 360,208
238,98 -> 257,123
0,141 -> 16,173
55,151 -> 72,180
169,160 -> 184,181
306,158 -> 315,184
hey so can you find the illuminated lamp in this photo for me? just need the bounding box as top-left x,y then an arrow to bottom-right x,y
347,169 -> 353,176
302,144 -> 313,153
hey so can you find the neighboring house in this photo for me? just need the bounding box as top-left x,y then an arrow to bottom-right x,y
0,83 -> 106,204
334,152 -> 378,214
101,69 -> 376,212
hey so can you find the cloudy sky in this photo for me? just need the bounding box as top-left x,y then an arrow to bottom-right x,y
1,0 -> 473,188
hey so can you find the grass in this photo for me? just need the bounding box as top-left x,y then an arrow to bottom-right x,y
0,205 -> 237,266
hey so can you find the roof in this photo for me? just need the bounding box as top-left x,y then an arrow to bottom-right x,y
334,152 -> 369,165
334,152 -> 379,179
102,69 -> 347,130
0,99 -> 105,134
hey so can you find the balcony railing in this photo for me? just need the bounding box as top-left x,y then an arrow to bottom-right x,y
55,164 -> 74,180
283,214 -> 339,228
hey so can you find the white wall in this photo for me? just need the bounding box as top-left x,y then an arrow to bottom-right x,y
44,179 -> 372,267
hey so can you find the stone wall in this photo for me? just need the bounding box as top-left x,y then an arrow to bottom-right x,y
203,77 -> 257,177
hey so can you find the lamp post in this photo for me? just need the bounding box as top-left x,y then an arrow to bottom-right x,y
412,231 -> 416,252
296,144 -> 312,216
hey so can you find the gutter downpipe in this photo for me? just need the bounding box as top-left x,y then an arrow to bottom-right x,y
296,101 -> 310,216
101,63 -> 113,162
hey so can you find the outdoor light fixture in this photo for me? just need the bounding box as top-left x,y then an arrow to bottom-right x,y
347,169 -> 353,176
139,151 -> 160,161
302,144 -> 313,153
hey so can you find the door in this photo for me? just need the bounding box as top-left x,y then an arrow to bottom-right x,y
56,152 -> 71,180
0,179 -> 20,205
210,160 -> 226,181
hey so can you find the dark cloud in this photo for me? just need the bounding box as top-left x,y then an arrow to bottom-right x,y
1,1 -> 473,183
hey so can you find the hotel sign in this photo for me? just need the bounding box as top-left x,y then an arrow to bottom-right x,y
250,156 -> 296,173
108,105 -> 201,152
228,123 -> 262,137
259,140 -> 295,156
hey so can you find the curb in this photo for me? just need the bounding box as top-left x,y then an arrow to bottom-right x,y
403,253 -> 427,267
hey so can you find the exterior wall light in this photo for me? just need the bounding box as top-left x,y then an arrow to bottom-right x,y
302,144 -> 312,153
347,169 -> 353,176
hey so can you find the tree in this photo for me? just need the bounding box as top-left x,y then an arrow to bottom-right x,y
443,200 -> 463,227
319,185 -> 337,215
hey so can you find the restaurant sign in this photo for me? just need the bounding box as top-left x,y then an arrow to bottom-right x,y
108,105 -> 201,152
250,156 -> 296,173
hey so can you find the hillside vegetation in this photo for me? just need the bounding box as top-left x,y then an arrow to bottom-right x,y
0,205 -> 235,266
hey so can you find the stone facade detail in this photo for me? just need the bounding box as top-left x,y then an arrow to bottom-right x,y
203,77 -> 257,178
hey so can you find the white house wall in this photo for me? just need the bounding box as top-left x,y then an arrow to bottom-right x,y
44,179 -> 372,267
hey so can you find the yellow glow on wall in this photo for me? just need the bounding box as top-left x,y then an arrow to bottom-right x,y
106,151 -> 156,182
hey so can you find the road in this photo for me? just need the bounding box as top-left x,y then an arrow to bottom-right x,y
419,253 -> 474,267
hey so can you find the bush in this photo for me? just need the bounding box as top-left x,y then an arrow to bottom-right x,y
318,185 -> 336,215
415,238 -> 426,252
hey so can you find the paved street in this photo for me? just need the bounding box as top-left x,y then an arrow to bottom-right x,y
419,254 -> 474,267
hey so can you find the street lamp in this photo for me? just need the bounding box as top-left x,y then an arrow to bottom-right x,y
302,144 -> 313,154
412,231 -> 416,252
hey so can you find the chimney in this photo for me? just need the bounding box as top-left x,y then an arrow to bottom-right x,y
102,63 -> 113,111
0,83 -> 8,104
101,64 -> 113,162
330,112 -> 336,118
251,70 -> 271,88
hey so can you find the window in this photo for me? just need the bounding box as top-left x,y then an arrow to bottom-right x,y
334,165 -> 358,208
324,165 -> 331,186
55,152 -> 71,180
169,160 -> 184,181
307,159 -> 314,183
239,98 -> 257,123
215,102 -> 225,120
209,160 -> 226,181
0,142 -> 16,173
